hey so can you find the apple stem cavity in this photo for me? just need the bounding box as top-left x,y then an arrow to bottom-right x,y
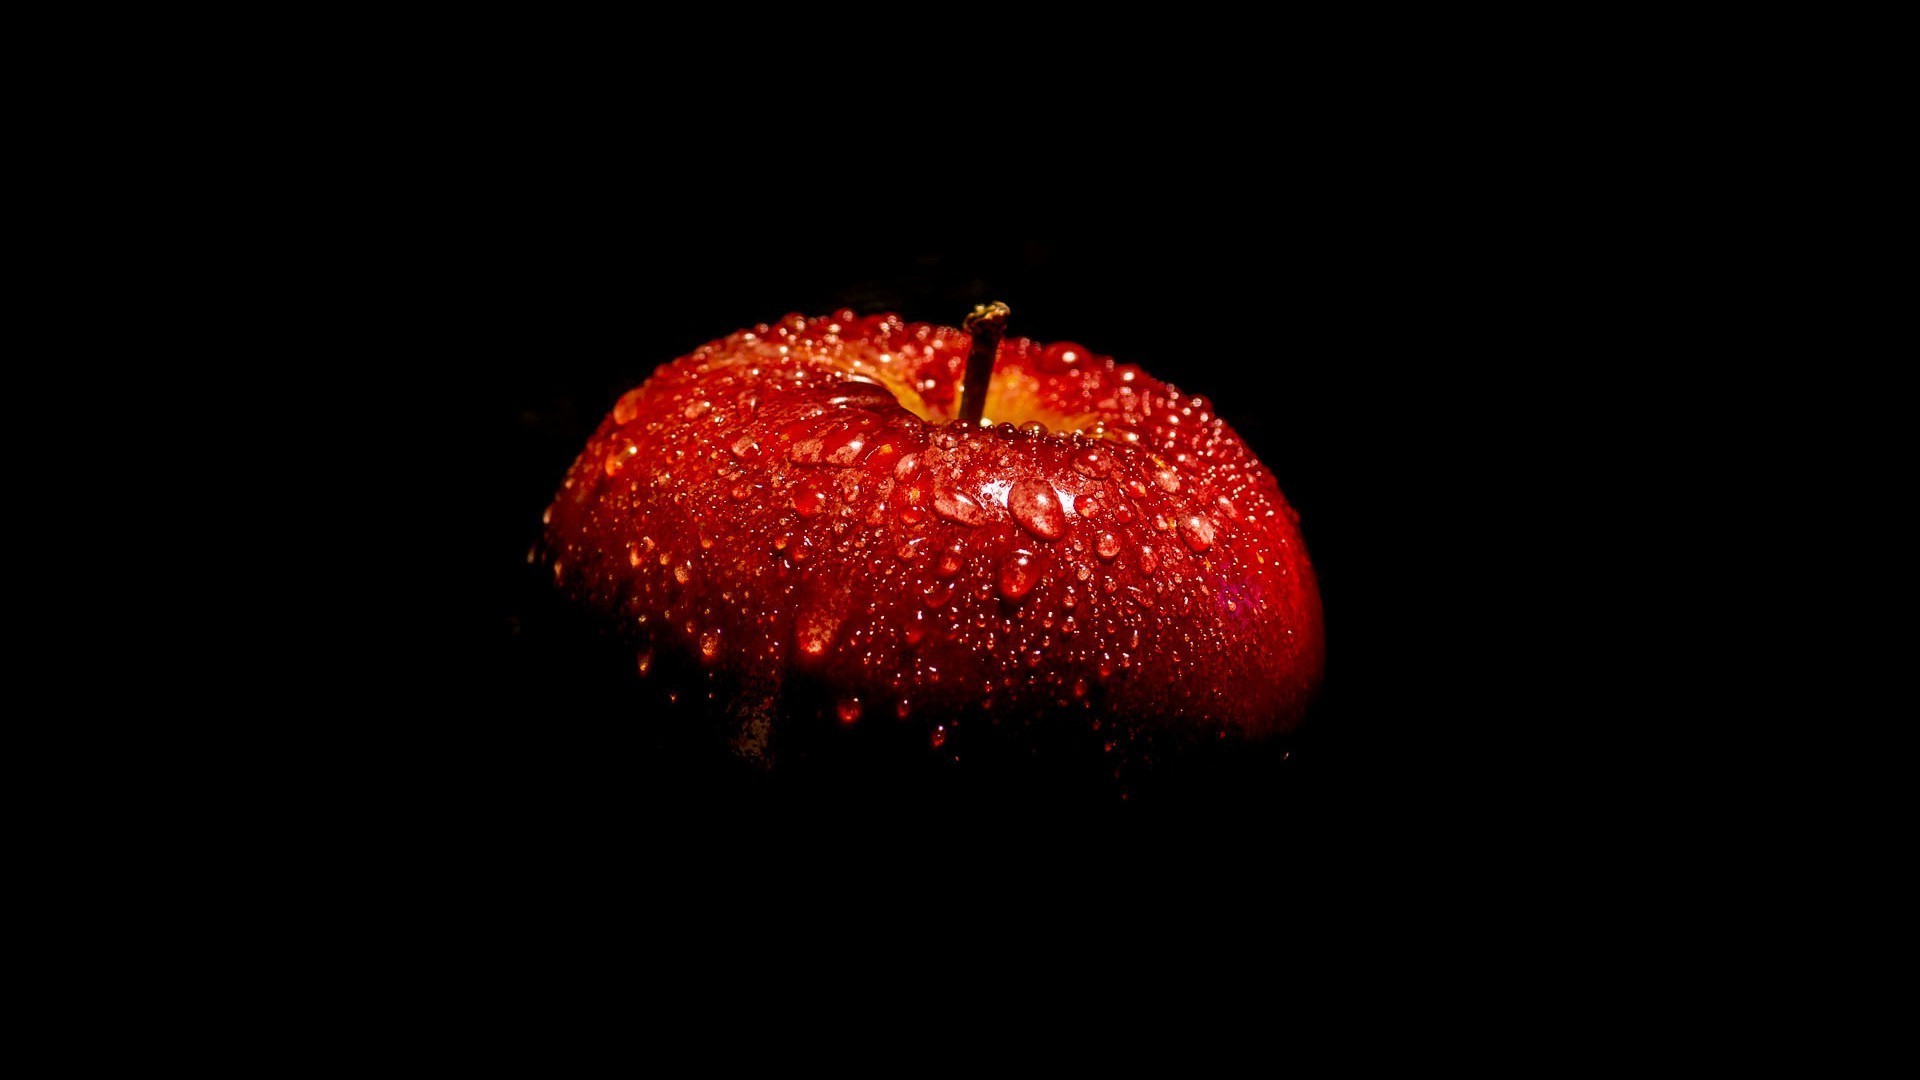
957,301 -> 1010,427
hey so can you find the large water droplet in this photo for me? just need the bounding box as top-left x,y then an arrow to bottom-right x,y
818,423 -> 871,465
1138,546 -> 1159,575
613,390 -> 644,425
936,545 -> 964,577
731,434 -> 763,460
1076,495 -> 1102,519
796,606 -> 840,658
793,483 -> 826,518
931,488 -> 987,526
1155,467 -> 1180,493
674,564 -> 692,585
1179,514 -> 1215,553
604,443 -> 638,476
699,627 -> 721,661
998,549 -> 1042,601
1072,449 -> 1113,477
1096,533 -> 1121,559
1008,479 -> 1067,541
1039,341 -> 1087,373
683,399 -> 711,420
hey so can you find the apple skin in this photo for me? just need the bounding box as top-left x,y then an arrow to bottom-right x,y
540,310 -> 1323,770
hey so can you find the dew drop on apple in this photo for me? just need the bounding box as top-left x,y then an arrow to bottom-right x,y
674,564 -> 692,585
636,648 -> 653,677
1096,533 -> 1121,559
1138,546 -> 1159,574
604,444 -> 638,476
1077,495 -> 1101,519
930,724 -> 947,748
1008,479 -> 1067,540
1038,341 -> 1086,373
1179,514 -> 1215,553
998,549 -> 1041,601
931,488 -> 987,526
936,544 -> 964,577
699,627 -> 721,662
793,484 -> 826,518
731,434 -> 762,460
904,608 -> 928,645
683,399 -> 711,420
1072,449 -> 1112,477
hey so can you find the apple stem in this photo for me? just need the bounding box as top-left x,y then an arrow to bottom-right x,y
957,301 -> 1010,427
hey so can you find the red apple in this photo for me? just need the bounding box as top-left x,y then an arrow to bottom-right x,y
539,306 -> 1323,776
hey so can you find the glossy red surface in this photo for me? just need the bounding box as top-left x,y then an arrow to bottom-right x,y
541,310 -> 1324,765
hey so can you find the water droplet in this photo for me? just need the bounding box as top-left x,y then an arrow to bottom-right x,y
541,507 -> 553,525
1155,467 -> 1180,493
731,483 -> 752,500
897,698 -> 913,719
1020,420 -> 1049,436
1215,495 -> 1240,520
1179,514 -> 1215,553
683,399 -> 711,420
1075,565 -> 1092,582
1072,449 -> 1113,477
674,564 -> 692,585
1039,341 -> 1087,373
793,484 -> 826,518
731,434 -> 763,460
636,648 -> 653,676
1096,533 -> 1121,559
613,389 -> 645,425
604,443 -> 638,476
904,608 -> 928,645
796,607 -> 839,658
1076,495 -> 1102,519
936,545 -> 964,577
836,696 -> 861,724
818,423 -> 871,464
931,487 -> 987,526
998,549 -> 1042,600
893,453 -> 920,480
1128,586 -> 1155,608
930,724 -> 947,748
1138,546 -> 1159,574
629,546 -> 643,567
1008,479 -> 1067,540
923,579 -> 955,608
1072,677 -> 1089,698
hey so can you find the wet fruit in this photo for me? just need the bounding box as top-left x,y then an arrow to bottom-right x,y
539,306 -> 1324,777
